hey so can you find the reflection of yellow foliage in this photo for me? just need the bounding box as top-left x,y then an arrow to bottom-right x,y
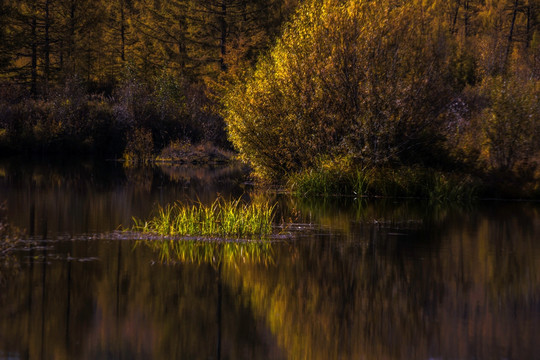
157,163 -> 241,184
222,204 -> 540,360
291,197 -> 426,239
1,199 -> 539,359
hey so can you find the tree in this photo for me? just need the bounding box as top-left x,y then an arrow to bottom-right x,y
131,0 -> 191,77
55,0 -> 109,84
187,0 -> 290,75
4,0 -> 46,96
99,0 -> 136,85
0,1 -> 11,70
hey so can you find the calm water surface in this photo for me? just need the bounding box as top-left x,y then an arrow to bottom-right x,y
0,159 -> 539,360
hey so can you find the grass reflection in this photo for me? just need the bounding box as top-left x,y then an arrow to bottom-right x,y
140,239 -> 275,267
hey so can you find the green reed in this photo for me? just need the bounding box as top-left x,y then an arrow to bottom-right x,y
132,197 -> 276,238
289,166 -> 479,203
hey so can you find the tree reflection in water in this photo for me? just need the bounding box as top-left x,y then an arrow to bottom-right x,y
137,200 -> 540,360
0,159 -> 539,359
224,201 -> 540,360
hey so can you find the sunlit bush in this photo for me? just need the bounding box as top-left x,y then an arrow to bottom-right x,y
223,0 -> 453,179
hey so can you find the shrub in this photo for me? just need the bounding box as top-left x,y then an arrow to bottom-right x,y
223,0 -> 453,179
123,127 -> 154,165
479,77 -> 540,171
113,72 -> 203,150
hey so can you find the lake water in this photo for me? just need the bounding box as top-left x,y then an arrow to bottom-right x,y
0,159 -> 539,360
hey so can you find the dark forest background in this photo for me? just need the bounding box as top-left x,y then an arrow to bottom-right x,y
0,0 -> 539,197
0,0 -> 299,156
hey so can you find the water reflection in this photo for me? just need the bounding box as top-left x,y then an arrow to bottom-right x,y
226,201 -> 540,360
141,238 -> 276,267
0,239 -> 285,360
0,158 -> 249,236
0,162 -> 539,359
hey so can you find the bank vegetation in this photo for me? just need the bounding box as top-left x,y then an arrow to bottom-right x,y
223,0 -> 540,199
1,0 -> 539,198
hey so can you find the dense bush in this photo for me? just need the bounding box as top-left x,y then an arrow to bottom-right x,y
478,77 -> 539,171
221,0 -> 540,198
223,0 -> 454,179
0,78 -> 121,155
113,72 -> 203,150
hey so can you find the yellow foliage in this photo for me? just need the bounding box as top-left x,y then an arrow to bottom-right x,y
479,76 -> 540,170
223,0 -> 453,179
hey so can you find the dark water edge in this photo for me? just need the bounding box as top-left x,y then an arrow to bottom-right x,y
0,159 -> 539,360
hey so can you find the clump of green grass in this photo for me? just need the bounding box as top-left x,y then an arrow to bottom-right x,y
132,197 -> 276,238
425,172 -> 479,203
288,168 -> 353,197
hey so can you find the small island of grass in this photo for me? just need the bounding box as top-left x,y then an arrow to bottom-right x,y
132,197 -> 276,239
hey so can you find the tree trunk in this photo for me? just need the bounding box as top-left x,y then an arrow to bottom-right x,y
525,4 -> 531,48
505,0 -> 520,67
464,0 -> 470,37
44,0 -> 50,91
68,0 -> 75,63
31,5 -> 38,96
120,0 -> 125,62
451,0 -> 461,34
219,1 -> 227,71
